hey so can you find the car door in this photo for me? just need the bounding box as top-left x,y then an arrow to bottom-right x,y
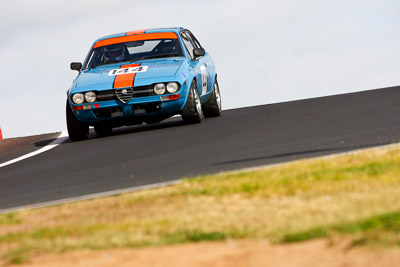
180,30 -> 212,102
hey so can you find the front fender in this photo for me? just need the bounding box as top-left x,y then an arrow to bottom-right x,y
176,62 -> 196,110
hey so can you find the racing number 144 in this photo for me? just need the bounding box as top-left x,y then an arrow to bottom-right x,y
108,66 -> 148,76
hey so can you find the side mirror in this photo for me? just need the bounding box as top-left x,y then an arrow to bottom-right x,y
193,48 -> 205,58
70,62 -> 82,71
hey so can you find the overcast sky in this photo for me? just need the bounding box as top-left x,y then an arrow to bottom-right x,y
1,0 -> 399,138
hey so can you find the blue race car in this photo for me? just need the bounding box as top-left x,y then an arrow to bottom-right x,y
67,27 -> 221,141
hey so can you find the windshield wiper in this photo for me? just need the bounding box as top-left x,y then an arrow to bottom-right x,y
130,53 -> 182,62
88,64 -> 102,69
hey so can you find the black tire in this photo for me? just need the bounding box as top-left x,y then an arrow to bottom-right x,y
181,81 -> 202,124
203,78 -> 221,118
94,123 -> 112,136
66,101 -> 89,141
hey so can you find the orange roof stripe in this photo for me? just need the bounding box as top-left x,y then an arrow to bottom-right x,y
126,29 -> 146,36
94,32 -> 178,49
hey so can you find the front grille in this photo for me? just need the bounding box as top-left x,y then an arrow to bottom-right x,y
116,88 -> 133,103
133,87 -> 154,98
96,90 -> 115,101
95,86 -> 155,103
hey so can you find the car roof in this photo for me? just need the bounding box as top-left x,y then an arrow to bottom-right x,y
94,27 -> 185,43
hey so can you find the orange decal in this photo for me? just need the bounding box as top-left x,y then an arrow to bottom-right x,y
94,32 -> 178,48
126,29 -> 146,36
113,63 -> 141,89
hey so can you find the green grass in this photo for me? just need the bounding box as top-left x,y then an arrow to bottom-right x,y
283,211 -> 400,245
163,230 -> 229,244
1,144 -> 400,265
2,247 -> 31,265
0,213 -> 21,225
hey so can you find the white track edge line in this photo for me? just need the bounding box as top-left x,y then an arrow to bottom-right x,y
0,131 -> 69,168
1,141 -> 399,214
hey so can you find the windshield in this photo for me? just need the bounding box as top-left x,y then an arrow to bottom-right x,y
85,38 -> 184,69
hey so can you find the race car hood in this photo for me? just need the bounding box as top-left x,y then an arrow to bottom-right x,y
74,59 -> 184,89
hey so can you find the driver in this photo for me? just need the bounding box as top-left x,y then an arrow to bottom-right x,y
103,44 -> 125,63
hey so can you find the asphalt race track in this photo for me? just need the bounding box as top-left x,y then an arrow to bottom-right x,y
1,86 -> 400,211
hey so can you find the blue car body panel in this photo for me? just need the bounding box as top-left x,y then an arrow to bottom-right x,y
68,27 -> 216,126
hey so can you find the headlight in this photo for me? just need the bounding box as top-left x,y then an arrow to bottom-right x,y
72,93 -> 84,104
166,82 -> 179,93
154,83 -> 166,95
85,92 -> 96,103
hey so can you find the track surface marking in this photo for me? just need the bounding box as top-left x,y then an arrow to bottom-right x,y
0,132 -> 68,168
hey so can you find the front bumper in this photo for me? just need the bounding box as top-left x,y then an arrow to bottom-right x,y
69,92 -> 186,125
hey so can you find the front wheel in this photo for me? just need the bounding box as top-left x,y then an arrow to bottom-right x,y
203,78 -> 221,118
66,101 -> 89,141
181,81 -> 203,124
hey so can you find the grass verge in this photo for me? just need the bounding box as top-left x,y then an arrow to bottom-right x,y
1,144 -> 400,264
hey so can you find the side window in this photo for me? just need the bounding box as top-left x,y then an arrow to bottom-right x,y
181,31 -> 195,60
187,31 -> 202,49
